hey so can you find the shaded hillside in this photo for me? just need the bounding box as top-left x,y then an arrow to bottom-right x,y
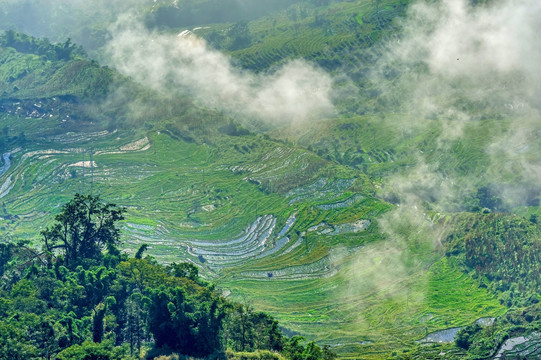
0,31 -> 112,100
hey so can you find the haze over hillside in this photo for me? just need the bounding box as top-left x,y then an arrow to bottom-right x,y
1,0 -> 541,359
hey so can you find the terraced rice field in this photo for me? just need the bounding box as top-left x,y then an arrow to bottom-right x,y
231,0 -> 405,72
0,115 -> 505,356
495,332 -> 541,359
3,1 -> 538,357
222,256 -> 504,358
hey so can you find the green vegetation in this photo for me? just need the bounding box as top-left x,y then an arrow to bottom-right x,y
445,213 -> 541,307
0,31 -> 112,100
0,194 -> 337,360
1,0 -> 541,358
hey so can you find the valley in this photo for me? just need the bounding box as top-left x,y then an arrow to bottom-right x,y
1,0 -> 541,359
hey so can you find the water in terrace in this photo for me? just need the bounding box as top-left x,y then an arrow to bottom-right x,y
0,153 -> 11,177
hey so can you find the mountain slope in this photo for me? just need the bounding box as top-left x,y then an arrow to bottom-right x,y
1,0 -> 541,358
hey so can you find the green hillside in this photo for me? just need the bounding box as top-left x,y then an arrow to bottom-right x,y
1,0 -> 541,358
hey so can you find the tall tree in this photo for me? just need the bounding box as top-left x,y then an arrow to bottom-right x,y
41,194 -> 125,268
92,303 -> 106,343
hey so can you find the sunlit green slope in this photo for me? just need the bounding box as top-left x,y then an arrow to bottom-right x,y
1,0 -> 541,358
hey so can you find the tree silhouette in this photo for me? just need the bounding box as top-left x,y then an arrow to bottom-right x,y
41,194 -> 125,268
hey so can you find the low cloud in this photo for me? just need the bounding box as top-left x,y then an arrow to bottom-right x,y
106,15 -> 334,125
376,0 -> 541,206
343,0 -> 541,324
